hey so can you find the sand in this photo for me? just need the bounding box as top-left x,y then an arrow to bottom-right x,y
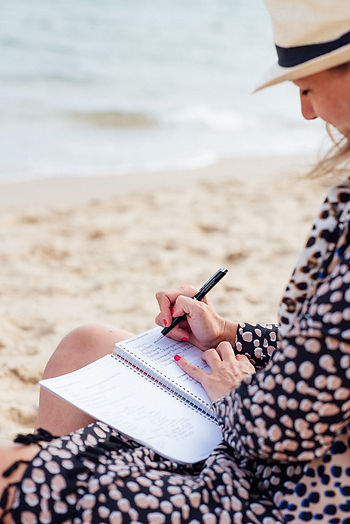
0,154 -> 330,439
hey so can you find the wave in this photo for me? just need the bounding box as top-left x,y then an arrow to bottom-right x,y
164,105 -> 247,131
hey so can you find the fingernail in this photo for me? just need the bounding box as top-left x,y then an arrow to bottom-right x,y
174,355 -> 181,361
181,337 -> 189,342
163,319 -> 167,326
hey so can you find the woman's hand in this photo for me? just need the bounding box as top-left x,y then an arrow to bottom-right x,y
155,286 -> 237,350
175,341 -> 255,402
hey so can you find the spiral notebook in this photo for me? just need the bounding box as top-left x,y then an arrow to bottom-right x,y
40,327 -> 222,464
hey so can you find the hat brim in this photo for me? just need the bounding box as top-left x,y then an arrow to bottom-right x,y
253,43 -> 350,92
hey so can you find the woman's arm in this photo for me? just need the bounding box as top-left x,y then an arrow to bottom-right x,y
235,322 -> 279,370
177,248 -> 350,463
214,249 -> 350,462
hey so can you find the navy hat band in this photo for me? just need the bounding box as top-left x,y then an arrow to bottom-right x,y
276,29 -> 350,68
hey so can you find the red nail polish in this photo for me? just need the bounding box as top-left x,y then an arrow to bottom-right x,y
163,319 -> 167,326
174,354 -> 181,361
171,307 -> 175,315
181,337 -> 189,342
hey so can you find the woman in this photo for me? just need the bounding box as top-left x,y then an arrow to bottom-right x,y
1,1 -> 350,522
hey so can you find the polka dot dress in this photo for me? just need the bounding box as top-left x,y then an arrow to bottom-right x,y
2,181 -> 350,523
3,423 -> 284,523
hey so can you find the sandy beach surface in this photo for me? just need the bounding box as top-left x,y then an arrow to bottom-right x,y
0,154 -> 331,439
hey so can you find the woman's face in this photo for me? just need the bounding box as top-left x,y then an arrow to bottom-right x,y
293,65 -> 350,136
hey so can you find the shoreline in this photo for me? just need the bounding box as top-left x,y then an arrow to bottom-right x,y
0,154 -> 317,211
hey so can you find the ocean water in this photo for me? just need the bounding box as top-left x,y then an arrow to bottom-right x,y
0,0 -> 327,181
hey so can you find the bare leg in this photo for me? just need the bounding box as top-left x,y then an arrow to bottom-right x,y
0,442 -> 40,523
0,325 -> 133,520
35,324 -> 134,435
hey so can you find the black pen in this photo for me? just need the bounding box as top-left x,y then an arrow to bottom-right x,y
160,267 -> 228,337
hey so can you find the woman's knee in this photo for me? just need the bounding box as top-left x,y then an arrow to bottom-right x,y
42,323 -> 134,379
58,323 -> 133,356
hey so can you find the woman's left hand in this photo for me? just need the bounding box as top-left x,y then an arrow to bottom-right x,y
175,341 -> 256,402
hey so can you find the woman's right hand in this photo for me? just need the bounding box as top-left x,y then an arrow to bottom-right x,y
155,286 -> 237,350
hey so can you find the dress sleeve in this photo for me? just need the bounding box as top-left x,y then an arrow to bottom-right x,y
235,322 -> 279,370
213,248 -> 350,463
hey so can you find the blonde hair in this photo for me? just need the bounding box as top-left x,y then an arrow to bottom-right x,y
308,62 -> 350,178
308,127 -> 350,178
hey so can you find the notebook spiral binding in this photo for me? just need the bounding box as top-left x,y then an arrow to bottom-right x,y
112,349 -> 217,424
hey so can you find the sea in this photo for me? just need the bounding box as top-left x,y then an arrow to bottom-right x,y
0,0 -> 327,182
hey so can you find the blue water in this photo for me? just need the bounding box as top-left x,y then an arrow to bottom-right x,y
0,0 -> 326,181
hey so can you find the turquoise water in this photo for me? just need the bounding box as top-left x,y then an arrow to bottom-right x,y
0,0 -> 325,181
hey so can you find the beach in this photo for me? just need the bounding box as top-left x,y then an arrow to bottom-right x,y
0,154 -> 330,439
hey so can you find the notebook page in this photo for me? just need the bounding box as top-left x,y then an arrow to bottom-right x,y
40,354 -> 222,464
116,327 -> 211,406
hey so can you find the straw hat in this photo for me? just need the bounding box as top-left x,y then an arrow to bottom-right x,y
255,0 -> 350,91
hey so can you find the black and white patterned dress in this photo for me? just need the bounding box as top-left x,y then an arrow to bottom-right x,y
2,181 -> 350,524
